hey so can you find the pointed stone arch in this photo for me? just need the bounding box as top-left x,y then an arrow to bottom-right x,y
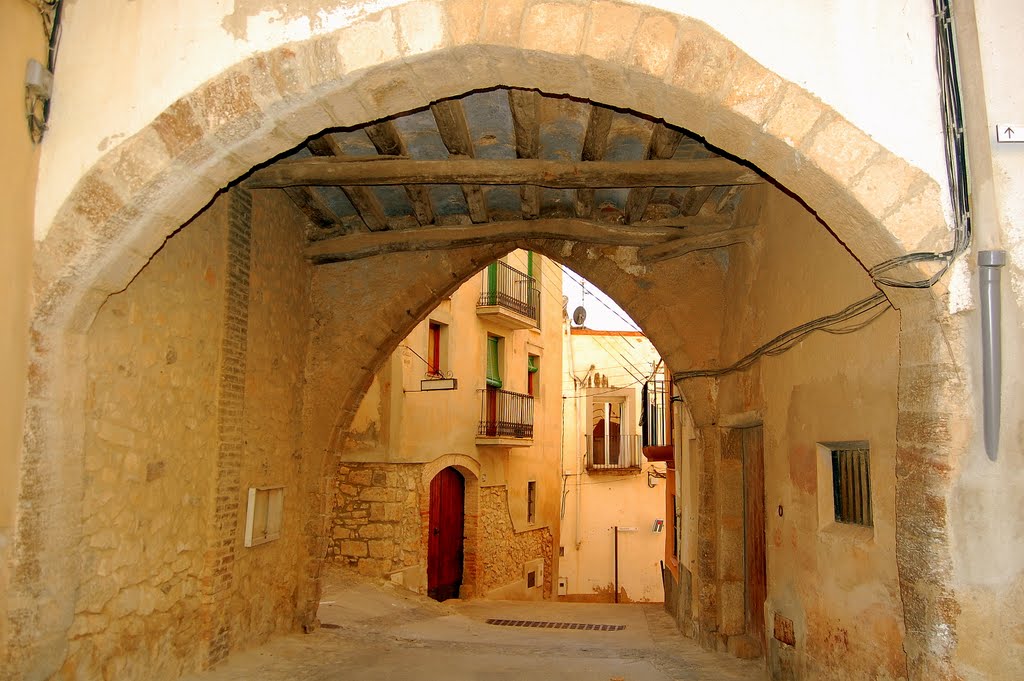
14,3 -> 963,680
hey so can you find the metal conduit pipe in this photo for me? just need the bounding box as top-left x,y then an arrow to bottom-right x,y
979,250 -> 1006,460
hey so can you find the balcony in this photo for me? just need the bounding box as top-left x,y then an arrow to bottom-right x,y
586,434 -> 642,472
641,377 -> 674,465
476,261 -> 540,330
476,387 -> 534,447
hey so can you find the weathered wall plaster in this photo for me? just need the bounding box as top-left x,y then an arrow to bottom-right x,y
0,7 -> 45,666
32,0 -> 950,239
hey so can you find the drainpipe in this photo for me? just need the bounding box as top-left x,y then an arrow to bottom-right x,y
951,0 -> 1007,461
979,250 -> 1005,460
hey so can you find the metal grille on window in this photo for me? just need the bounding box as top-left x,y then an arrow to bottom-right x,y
831,446 -> 872,527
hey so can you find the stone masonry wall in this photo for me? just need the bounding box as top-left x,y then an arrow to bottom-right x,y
223,189 -> 312,657
329,463 -> 424,576
68,195 -> 230,680
480,486 -> 553,599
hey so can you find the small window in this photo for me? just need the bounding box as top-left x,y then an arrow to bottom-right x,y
527,480 -> 537,524
527,354 -> 539,396
244,486 -> 284,547
486,336 -> 502,388
427,321 -> 446,377
831,445 -> 872,527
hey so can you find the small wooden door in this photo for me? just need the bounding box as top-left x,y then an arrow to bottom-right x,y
427,467 -> 465,601
742,426 -> 767,649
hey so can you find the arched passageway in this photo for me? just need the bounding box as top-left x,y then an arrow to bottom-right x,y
8,4 -> 976,681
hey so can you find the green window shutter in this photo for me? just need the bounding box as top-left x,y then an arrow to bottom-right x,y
486,262 -> 497,305
527,251 -> 534,279
486,337 -> 502,388
527,355 -> 539,373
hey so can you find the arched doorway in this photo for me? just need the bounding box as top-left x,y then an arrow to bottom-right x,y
10,4 -> 969,680
427,467 -> 465,602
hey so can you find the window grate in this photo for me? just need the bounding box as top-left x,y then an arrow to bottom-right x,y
831,446 -> 872,527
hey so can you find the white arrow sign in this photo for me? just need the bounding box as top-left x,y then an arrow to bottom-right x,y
996,124 -> 1023,143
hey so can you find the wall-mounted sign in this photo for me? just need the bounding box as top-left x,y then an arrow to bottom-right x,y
996,124 -> 1023,143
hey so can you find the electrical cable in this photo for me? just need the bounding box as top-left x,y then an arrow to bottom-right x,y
673,291 -> 891,381
868,0 -> 971,288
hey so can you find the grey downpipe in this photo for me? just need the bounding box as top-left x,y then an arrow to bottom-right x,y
979,250 -> 1006,460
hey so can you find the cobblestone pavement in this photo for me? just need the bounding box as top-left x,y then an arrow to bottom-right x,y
181,572 -> 770,681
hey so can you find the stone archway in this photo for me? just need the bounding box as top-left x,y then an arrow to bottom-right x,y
12,3 -> 963,680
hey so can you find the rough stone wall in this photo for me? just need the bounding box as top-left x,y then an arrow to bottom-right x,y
60,187 -> 314,679
328,463 -> 423,577
201,188 -> 252,665
223,189 -> 312,657
480,486 -> 553,599
68,195 -> 230,680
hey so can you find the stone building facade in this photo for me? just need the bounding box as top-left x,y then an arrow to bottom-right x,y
325,251 -> 562,600
2,2 -> 1022,681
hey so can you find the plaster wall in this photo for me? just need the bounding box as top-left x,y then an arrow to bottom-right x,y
560,329 -> 666,603
0,3 -> 45,654
673,185 -> 906,678
32,0 -> 951,239
947,3 -> 1024,677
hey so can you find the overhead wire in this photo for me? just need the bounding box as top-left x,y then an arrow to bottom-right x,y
674,291 -> 891,381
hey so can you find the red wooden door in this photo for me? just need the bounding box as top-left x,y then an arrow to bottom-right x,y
742,426 -> 767,650
427,467 -> 465,601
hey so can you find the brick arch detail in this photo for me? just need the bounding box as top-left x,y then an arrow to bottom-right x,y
15,3 -> 962,680
420,456 -> 482,599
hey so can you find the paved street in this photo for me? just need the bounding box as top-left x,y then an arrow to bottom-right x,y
182,572 -> 770,681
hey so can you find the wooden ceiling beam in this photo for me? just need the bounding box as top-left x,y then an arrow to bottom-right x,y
364,121 -> 435,226
625,123 -> 683,223
681,185 -> 716,217
282,186 -> 341,230
306,134 -> 389,231
245,157 -> 764,189
430,99 -> 488,224
637,226 -> 755,264
575,105 -> 614,219
304,218 -> 734,264
508,89 -> 541,219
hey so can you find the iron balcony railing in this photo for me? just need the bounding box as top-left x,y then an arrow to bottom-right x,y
478,261 -> 540,323
586,434 -> 642,470
477,387 -> 534,439
641,378 -> 669,447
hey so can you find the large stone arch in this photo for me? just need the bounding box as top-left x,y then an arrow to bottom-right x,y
14,2 -> 964,679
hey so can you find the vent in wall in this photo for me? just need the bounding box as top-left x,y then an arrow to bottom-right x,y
486,619 -> 625,631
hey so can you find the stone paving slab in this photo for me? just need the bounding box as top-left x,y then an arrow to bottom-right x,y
181,574 -> 769,681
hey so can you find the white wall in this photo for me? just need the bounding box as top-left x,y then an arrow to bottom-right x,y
560,328 -> 666,602
35,0 -> 948,238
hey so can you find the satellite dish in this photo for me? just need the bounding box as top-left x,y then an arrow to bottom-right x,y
572,306 -> 587,326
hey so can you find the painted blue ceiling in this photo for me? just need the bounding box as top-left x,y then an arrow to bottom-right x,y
284,87 -> 746,234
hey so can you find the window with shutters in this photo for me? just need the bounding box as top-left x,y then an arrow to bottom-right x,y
527,354 -> 539,396
486,336 -> 502,388
817,441 -> 873,533
427,321 -> 448,377
831,445 -> 872,526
